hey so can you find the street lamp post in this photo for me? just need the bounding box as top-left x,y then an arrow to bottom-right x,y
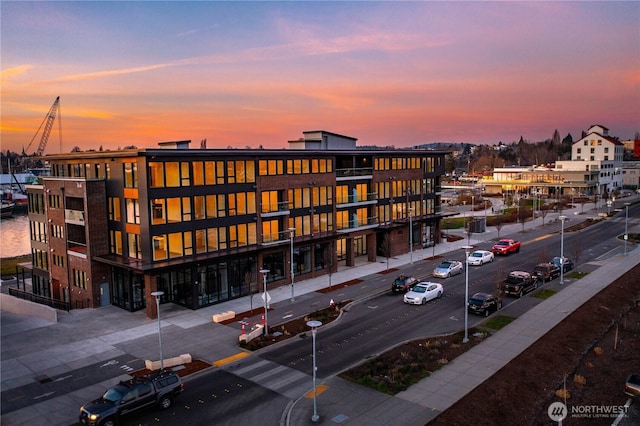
624,203 -> 630,255
607,200 -> 612,216
259,268 -> 270,335
307,320 -> 323,422
150,291 -> 165,371
409,207 -> 413,263
289,227 -> 295,301
461,245 -> 473,343
559,216 -> 567,285
483,199 -> 488,240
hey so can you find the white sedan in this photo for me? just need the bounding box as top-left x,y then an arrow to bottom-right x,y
433,260 -> 464,278
467,250 -> 494,266
403,282 -> 444,305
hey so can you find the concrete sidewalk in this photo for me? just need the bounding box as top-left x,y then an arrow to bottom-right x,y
1,196 -> 637,426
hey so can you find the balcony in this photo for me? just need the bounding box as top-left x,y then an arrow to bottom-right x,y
336,192 -> 378,208
335,167 -> 373,181
260,201 -> 291,218
336,216 -> 379,233
65,209 -> 85,225
68,241 -> 88,258
261,230 -> 293,246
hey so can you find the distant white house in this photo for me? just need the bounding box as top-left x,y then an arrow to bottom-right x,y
556,124 -> 624,197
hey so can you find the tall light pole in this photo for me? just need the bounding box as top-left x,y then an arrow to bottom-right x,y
259,268 -> 270,335
288,227 -> 295,301
151,291 -> 165,371
307,320 -> 323,422
559,216 -> 567,285
409,207 -> 413,263
483,199 -> 488,240
624,203 -> 630,255
461,245 -> 473,343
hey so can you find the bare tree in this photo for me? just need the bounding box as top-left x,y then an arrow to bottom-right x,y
322,242 -> 336,289
493,214 -> 505,239
380,232 -> 392,270
536,246 -> 550,265
244,271 -> 257,312
570,234 -> 583,268
494,264 -> 506,307
518,200 -> 529,233
539,207 -> 550,227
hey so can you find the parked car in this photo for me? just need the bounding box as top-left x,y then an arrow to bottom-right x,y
433,260 -> 464,278
79,371 -> 184,426
551,256 -> 574,272
467,250 -> 494,266
532,263 -> 561,282
502,271 -> 539,298
467,292 -> 502,317
403,282 -> 443,305
624,374 -> 640,398
391,275 -> 419,293
491,239 -> 521,255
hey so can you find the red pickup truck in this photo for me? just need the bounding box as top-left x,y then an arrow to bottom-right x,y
491,239 -> 521,255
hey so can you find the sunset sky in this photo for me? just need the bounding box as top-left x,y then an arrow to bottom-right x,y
1,1 -> 639,154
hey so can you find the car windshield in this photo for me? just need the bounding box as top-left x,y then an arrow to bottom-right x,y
471,252 -> 482,258
412,286 -> 427,294
468,298 -> 484,305
505,276 -> 525,284
534,266 -> 547,272
103,385 -> 126,403
496,241 -> 509,246
439,262 -> 452,268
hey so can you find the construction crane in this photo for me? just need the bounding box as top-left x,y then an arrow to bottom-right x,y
23,96 -> 61,157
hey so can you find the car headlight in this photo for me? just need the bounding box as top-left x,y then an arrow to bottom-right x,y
89,414 -> 99,421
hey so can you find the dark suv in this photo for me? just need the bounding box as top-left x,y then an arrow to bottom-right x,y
532,263 -> 560,282
502,271 -> 539,298
391,275 -> 419,293
468,292 -> 502,317
79,371 -> 183,426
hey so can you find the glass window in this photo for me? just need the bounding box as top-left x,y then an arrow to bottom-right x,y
167,198 -> 181,223
128,234 -> 141,259
195,229 -> 206,253
193,161 -> 204,185
149,162 -> 164,187
124,162 -> 137,188
194,196 -> 205,219
181,162 -> 190,186
166,162 -> 180,187
153,235 -> 167,260
169,232 -> 183,258
206,195 -> 217,218
216,161 -> 225,184
126,199 -> 140,224
205,161 -> 216,185
151,199 -> 166,224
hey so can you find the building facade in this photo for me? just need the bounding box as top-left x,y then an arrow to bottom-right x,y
24,131 -> 448,318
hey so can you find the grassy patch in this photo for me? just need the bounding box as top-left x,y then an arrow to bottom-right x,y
339,329 -> 488,395
1,255 -> 31,276
566,271 -> 588,279
533,289 -> 557,300
482,315 -> 515,330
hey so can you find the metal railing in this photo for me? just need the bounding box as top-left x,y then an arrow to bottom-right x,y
335,167 -> 373,178
8,287 -> 70,311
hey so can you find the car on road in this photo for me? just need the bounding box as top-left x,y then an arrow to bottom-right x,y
391,274 -> 419,293
625,374 -> 640,398
467,292 -> 502,317
502,271 -> 539,298
551,256 -> 574,273
532,263 -> 561,282
433,260 -> 464,278
79,371 -> 184,426
467,250 -> 494,266
491,238 -> 521,255
403,282 -> 443,305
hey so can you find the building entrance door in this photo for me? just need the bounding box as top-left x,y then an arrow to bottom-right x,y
100,282 -> 111,306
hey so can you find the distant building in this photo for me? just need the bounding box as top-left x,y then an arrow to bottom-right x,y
21,131 -> 448,318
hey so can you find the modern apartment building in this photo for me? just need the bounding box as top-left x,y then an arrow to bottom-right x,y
23,131 -> 448,318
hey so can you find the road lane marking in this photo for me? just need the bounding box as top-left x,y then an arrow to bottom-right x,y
213,352 -> 250,367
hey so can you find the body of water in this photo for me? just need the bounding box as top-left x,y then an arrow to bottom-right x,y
0,213 -> 31,258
